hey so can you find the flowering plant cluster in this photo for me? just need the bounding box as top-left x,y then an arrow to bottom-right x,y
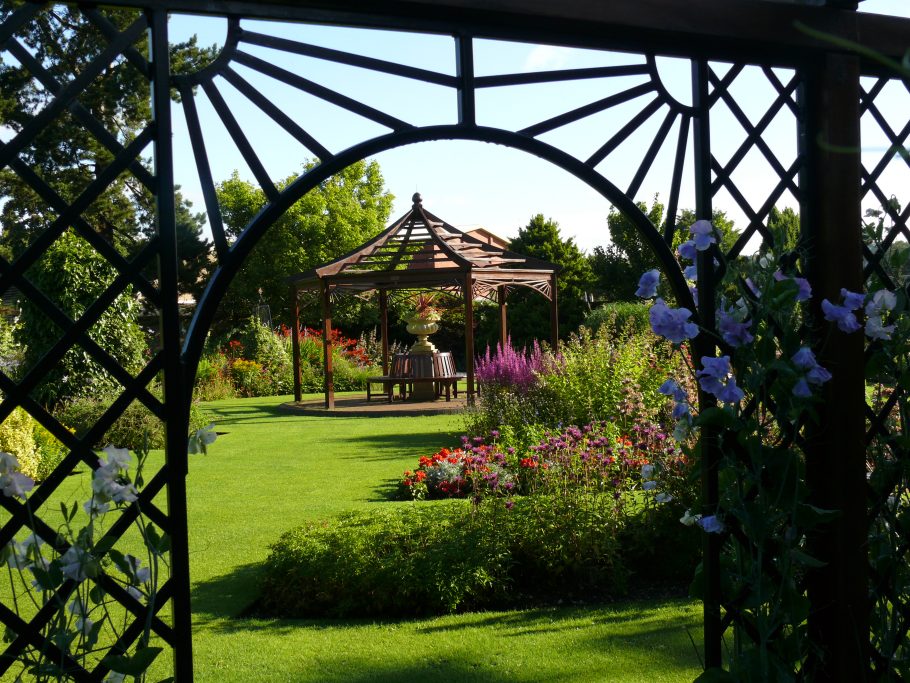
400,421 -> 687,511
474,337 -> 554,393
403,292 -> 441,322
278,325 -> 372,367
0,425 -> 217,682
637,218 -> 910,678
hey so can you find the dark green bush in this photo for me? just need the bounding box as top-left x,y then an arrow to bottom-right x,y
583,301 -> 652,338
55,393 -> 213,450
259,493 -> 628,618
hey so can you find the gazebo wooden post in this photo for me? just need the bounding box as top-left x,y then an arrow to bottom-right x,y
290,284 -> 302,402
320,279 -> 334,409
379,289 -> 390,375
463,270 -> 475,402
549,273 -> 559,351
497,285 -> 508,349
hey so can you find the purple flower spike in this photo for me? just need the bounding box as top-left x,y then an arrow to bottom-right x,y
636,269 -> 661,298
690,220 -> 717,251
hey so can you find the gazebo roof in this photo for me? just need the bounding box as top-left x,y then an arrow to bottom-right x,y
289,193 -> 560,301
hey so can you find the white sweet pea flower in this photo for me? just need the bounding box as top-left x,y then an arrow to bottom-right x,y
59,546 -> 91,582
655,492 -> 673,504
865,316 -> 896,341
76,616 -> 94,637
865,289 -> 896,316
1,471 -> 34,499
0,452 -> 19,475
188,423 -> 218,455
642,480 -> 658,491
640,464 -> 655,480
125,554 -> 150,584
83,498 -> 110,519
101,446 -> 132,470
680,509 -> 701,527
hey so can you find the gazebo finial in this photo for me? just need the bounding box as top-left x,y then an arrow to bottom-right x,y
412,192 -> 422,206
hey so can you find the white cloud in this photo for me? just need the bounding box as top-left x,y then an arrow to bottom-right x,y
523,45 -> 570,71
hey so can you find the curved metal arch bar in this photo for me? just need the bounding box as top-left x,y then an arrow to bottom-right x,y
183,124 -> 692,392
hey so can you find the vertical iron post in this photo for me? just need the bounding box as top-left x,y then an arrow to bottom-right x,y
149,9 -> 194,680
800,50 -> 869,682
321,280 -> 334,409
380,289 -> 389,375
290,284 -> 302,402
692,56 -> 722,671
464,270 -> 475,401
497,285 -> 507,349
456,34 -> 475,126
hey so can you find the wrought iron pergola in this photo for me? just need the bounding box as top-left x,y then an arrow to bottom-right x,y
1,0 -> 909,680
288,192 -> 560,408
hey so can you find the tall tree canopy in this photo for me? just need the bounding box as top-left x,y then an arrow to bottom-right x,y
0,6 -> 215,291
590,197 -> 739,302
506,214 -> 594,348
216,160 -> 394,329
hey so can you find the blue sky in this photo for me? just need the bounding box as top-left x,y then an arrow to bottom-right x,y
168,0 -> 910,253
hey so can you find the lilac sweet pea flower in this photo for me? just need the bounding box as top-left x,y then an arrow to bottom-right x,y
822,299 -> 861,333
841,288 -> 865,311
791,347 -> 817,370
684,264 -> 698,281
677,240 -> 697,261
793,378 -> 812,398
649,299 -> 699,344
773,271 -> 812,302
718,308 -> 754,348
690,220 -> 716,251
659,379 -> 686,402
790,347 -> 832,396
698,515 -> 725,534
635,269 -> 660,298
697,356 -> 744,405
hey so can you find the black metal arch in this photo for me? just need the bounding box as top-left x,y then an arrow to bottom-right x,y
182,124 -> 694,383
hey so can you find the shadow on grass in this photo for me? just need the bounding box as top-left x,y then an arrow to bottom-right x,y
192,562 -> 266,619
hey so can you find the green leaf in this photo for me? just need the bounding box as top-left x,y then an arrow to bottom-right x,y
790,549 -> 827,568
102,646 -> 163,676
794,503 -> 841,529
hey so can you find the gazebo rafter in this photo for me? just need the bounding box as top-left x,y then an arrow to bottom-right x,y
288,192 -> 561,408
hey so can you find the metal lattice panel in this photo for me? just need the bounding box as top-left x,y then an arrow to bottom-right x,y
0,1 -> 906,680
860,73 -> 910,679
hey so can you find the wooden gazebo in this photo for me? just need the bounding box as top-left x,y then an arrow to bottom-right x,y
288,193 -> 560,408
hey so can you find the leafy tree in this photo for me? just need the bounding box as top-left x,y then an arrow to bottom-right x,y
505,214 -> 595,347
766,206 -> 801,255
0,6 -> 216,266
216,160 -> 394,330
590,197 -> 739,302
17,231 -> 147,406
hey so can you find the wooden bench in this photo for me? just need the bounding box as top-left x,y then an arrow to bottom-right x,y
431,352 -> 466,401
366,354 -> 410,402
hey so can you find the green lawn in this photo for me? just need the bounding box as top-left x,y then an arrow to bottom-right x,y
186,394 -> 702,682
2,393 -> 703,681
